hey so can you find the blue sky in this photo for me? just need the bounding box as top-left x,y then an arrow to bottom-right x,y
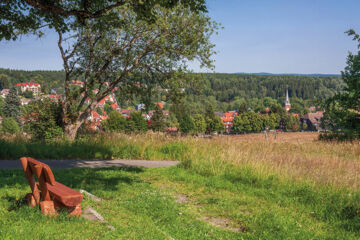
1,0 -> 360,74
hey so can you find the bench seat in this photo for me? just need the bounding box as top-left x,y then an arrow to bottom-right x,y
46,182 -> 83,207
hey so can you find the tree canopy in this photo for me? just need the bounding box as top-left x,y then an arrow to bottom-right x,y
1,0 -> 207,41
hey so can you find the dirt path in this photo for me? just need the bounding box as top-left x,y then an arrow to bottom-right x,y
0,159 -> 180,169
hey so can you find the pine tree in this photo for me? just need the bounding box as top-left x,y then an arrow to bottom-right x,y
3,87 -> 20,123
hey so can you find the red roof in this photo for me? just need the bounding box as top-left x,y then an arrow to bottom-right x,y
155,102 -> 164,109
16,82 -> 40,87
111,103 -> 119,110
91,111 -> 100,119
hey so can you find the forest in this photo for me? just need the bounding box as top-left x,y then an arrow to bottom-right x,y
0,68 -> 344,113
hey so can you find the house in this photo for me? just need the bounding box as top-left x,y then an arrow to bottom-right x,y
221,112 -> 238,133
0,89 -> 9,98
16,83 -> 41,97
20,98 -> 32,106
155,102 -> 164,109
47,94 -> 61,102
301,111 -> 324,131
71,80 -> 84,87
135,103 -> 145,111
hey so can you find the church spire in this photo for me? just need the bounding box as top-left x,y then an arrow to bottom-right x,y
284,89 -> 291,112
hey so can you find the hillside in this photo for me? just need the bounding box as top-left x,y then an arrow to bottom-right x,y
0,68 -> 344,112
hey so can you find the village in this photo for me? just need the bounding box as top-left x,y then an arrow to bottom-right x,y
0,81 -> 325,134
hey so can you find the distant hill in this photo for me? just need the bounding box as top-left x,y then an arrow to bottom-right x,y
0,68 -> 345,113
235,72 -> 341,77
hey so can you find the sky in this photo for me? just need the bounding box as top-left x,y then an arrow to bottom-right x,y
0,0 -> 360,74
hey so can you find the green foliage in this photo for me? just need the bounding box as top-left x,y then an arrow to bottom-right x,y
0,73 -> 10,89
3,88 -> 20,123
233,112 -> 265,133
1,1 -> 207,41
204,105 -> 223,133
178,114 -> 194,134
23,99 -> 63,141
165,112 -> 179,128
1,117 -> 20,134
151,105 -> 165,132
193,114 -> 206,134
103,101 -> 114,115
127,111 -> 148,133
283,114 -> 300,132
22,90 -> 33,99
102,111 -> 127,132
0,97 -> 4,115
322,30 -> 360,140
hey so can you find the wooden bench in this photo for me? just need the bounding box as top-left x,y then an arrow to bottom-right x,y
20,157 -> 83,216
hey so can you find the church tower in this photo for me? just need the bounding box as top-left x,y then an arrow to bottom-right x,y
284,89 -> 291,112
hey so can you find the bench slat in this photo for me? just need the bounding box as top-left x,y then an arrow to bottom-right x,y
46,182 -> 83,207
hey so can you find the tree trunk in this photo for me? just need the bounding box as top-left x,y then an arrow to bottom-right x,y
63,121 -> 82,141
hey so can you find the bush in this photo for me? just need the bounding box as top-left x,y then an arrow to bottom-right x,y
1,117 -> 20,134
102,111 -> 127,132
127,111 -> 148,133
23,99 -> 63,140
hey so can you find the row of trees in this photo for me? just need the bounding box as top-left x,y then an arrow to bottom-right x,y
233,112 -> 301,133
102,104 -> 224,135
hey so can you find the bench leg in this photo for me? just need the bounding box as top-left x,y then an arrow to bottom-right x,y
68,204 -> 81,217
25,193 -> 37,208
53,199 -> 81,217
40,201 -> 57,216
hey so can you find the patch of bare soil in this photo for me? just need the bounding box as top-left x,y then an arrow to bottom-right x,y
174,194 -> 188,203
202,216 -> 247,233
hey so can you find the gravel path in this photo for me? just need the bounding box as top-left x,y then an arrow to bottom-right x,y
0,159 -> 180,169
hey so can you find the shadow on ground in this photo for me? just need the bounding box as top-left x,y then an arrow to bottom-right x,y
0,166 -> 145,193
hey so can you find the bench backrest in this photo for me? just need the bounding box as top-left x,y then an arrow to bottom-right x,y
20,157 -> 56,204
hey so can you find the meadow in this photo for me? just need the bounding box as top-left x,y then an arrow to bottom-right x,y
1,132 -> 360,239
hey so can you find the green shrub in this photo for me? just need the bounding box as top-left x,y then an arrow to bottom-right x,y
1,117 -> 20,134
102,111 -> 127,132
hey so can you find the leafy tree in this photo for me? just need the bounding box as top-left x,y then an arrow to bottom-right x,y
1,1 -> 207,41
263,113 -> 280,130
283,114 -> 300,132
2,2 -> 216,140
166,112 -> 179,128
22,90 -> 34,99
193,114 -> 206,134
3,88 -> 20,123
0,74 -> 10,89
179,114 -> 195,134
322,30 -> 360,139
0,97 -> 4,115
151,105 -> 165,132
127,111 -> 147,133
103,101 -> 114,115
23,99 -> 63,140
233,113 -> 250,133
1,117 -> 20,134
102,111 -> 127,132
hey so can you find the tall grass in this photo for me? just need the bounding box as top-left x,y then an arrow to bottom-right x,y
1,132 -> 360,189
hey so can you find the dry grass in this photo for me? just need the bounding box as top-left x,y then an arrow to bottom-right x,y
181,132 -> 360,190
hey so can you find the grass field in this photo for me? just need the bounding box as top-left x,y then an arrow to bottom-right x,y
1,132 -> 360,239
